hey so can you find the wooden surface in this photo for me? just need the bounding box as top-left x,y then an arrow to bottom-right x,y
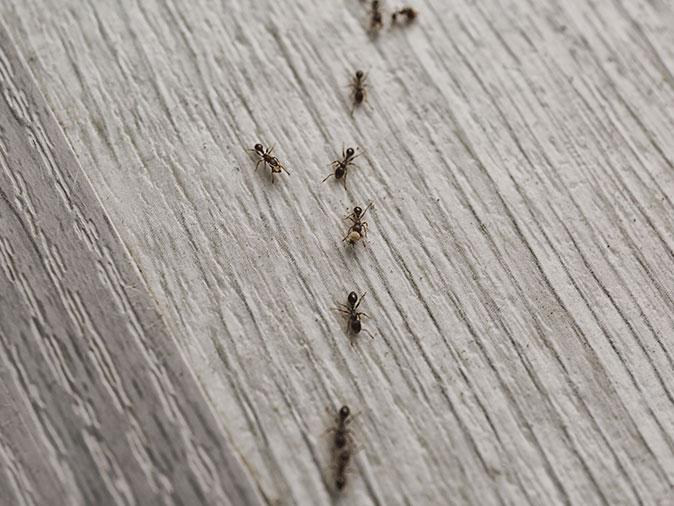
1,0 -> 673,504
0,20 -> 261,506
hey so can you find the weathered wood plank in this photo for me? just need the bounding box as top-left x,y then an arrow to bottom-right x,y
1,0 -> 674,504
0,22 -> 261,506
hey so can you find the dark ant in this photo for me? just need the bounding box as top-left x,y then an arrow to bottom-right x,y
368,0 -> 384,35
334,405 -> 352,449
323,147 -> 360,185
343,203 -> 373,246
250,143 -> 290,183
336,291 -> 373,339
349,70 -> 368,114
391,6 -> 418,25
334,449 -> 351,490
331,405 -> 354,492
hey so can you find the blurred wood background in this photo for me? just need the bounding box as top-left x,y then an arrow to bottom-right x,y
1,0 -> 673,504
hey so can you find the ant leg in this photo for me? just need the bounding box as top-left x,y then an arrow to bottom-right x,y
361,328 -> 375,339
342,229 -> 356,242
360,202 -> 374,218
255,159 -> 263,171
322,172 -> 335,183
355,292 -> 367,309
344,210 -> 360,223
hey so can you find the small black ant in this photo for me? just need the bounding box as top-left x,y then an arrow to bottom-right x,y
250,143 -> 290,183
343,203 -> 373,246
368,0 -> 384,35
334,449 -> 351,491
349,70 -> 368,114
336,291 -> 373,339
391,6 -> 418,25
334,405 -> 352,449
331,405 -> 354,491
323,147 -> 360,185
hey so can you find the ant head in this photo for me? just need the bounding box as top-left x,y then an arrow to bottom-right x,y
347,292 -> 358,306
355,70 -> 363,79
346,147 -> 355,158
339,405 -> 350,419
353,206 -> 362,216
336,476 -> 346,490
351,319 -> 362,334
254,143 -> 264,153
335,166 -> 345,179
371,0 -> 379,8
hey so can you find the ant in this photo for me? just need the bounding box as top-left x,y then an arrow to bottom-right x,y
250,143 -> 290,183
333,405 -> 352,450
391,6 -> 418,25
323,147 -> 360,186
349,70 -> 368,114
368,0 -> 384,35
343,203 -> 373,246
336,291 -> 373,339
331,405 -> 354,492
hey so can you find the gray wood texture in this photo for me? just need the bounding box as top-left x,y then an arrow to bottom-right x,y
1,0 -> 674,504
0,21 -> 261,506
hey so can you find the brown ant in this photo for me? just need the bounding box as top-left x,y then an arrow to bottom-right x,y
331,405 -> 354,492
368,1 -> 384,35
343,203 -> 373,246
391,6 -> 418,25
335,291 -> 373,339
250,143 -> 290,183
323,147 -> 360,185
349,70 -> 368,114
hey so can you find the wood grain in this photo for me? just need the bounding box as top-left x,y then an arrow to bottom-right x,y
0,22 -> 261,506
1,0 -> 674,504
